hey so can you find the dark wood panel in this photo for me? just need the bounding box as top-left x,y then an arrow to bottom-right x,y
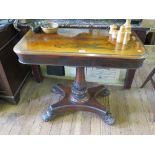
132,27 -> 149,44
0,62 -> 12,96
1,34 -> 30,94
0,24 -> 31,103
18,53 -> 145,69
0,25 -> 18,49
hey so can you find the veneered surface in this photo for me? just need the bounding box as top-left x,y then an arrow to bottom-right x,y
14,28 -> 146,59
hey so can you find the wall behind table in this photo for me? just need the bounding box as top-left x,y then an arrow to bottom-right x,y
41,65 -> 126,86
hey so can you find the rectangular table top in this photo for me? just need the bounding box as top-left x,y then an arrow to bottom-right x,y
14,28 -> 146,59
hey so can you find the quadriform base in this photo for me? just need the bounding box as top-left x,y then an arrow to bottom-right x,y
42,67 -> 115,126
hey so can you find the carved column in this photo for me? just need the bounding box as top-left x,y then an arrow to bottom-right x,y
70,67 -> 89,104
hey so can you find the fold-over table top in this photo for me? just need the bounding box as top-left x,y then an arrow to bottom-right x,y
14,28 -> 146,59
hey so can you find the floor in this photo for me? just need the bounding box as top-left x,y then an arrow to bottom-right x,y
0,62 -> 155,135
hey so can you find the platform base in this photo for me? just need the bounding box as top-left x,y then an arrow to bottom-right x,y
42,84 -> 115,125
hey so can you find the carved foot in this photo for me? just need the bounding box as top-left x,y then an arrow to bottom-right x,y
100,87 -> 110,97
88,98 -> 115,125
102,112 -> 115,125
42,106 -> 54,122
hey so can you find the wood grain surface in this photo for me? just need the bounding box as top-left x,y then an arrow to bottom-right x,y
14,28 -> 145,59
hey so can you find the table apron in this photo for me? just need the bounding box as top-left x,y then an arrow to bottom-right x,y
17,54 -> 145,69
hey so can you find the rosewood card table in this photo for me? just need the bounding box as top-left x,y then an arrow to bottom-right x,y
14,28 -> 146,125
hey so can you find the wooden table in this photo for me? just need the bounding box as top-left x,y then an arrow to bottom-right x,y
14,28 -> 146,125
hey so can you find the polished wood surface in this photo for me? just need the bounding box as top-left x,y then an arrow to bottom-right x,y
14,28 -> 145,59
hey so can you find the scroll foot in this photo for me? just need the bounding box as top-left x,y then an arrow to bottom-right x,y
42,106 -> 54,122
103,112 -> 115,125
100,87 -> 110,97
